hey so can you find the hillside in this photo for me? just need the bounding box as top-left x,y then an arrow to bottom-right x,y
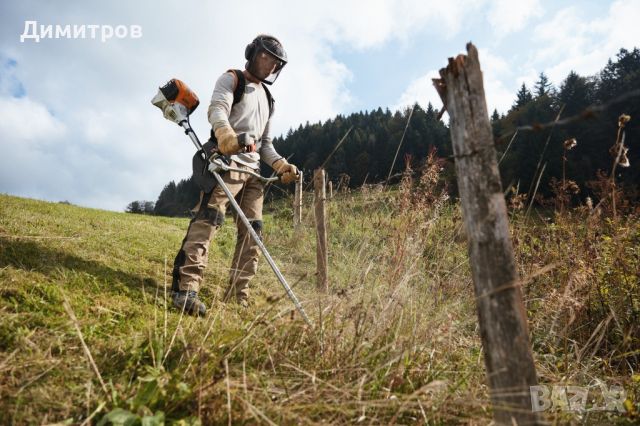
1,184 -> 638,424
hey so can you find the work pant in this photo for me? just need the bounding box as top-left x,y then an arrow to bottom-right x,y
172,161 -> 264,301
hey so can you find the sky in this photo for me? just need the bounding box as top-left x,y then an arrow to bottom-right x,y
0,0 -> 638,211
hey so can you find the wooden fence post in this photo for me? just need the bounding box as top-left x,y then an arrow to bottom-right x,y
328,180 -> 333,199
314,168 -> 328,292
294,172 -> 303,226
434,43 -> 540,425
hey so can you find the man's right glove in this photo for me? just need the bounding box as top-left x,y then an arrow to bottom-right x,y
215,126 -> 256,155
273,158 -> 299,184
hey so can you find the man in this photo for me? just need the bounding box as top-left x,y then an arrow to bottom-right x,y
171,34 -> 298,316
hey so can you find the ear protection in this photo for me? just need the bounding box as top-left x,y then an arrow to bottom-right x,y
245,38 -> 258,61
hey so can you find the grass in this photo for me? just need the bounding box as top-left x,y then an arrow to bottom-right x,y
0,183 -> 638,425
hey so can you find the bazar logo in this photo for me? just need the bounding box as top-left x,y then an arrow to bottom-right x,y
530,384 -> 627,412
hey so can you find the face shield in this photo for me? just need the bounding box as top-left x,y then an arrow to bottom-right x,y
246,36 -> 288,85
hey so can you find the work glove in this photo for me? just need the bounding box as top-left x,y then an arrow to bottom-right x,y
215,126 -> 256,155
273,158 -> 299,184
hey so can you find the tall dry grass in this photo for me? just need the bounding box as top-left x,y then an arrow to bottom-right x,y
1,139 -> 638,424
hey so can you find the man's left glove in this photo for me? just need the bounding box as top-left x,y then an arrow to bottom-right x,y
215,126 -> 256,155
273,158 -> 299,184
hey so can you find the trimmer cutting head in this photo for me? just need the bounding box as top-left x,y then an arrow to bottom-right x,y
151,79 -> 200,125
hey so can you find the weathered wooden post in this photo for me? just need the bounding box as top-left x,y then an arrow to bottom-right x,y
328,180 -> 333,199
294,171 -> 303,226
433,43 -> 540,425
314,168 -> 328,291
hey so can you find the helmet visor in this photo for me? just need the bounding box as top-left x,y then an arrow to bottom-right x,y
249,36 -> 287,85
259,37 -> 287,66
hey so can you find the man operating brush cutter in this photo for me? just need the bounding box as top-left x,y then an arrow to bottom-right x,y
151,34 -> 309,325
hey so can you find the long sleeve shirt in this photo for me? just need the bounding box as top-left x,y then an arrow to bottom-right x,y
208,72 -> 282,170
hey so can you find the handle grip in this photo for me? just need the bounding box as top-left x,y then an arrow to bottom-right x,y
280,171 -> 300,184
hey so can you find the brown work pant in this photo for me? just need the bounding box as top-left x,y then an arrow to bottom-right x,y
172,161 -> 264,302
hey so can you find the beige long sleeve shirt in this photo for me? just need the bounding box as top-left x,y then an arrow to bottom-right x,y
208,72 -> 283,170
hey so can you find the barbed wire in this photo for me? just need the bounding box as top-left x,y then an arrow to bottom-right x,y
386,104 -> 416,183
302,126 -> 354,193
498,88 -> 640,140
425,86 -> 640,176
281,85 -> 639,192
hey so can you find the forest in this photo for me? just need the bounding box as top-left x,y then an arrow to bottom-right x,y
142,47 -> 639,217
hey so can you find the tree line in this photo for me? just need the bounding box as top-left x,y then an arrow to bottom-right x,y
133,47 -> 638,217
494,48 -> 639,207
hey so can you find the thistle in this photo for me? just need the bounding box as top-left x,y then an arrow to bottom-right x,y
563,138 -> 577,150
610,114 -> 631,168
562,138 -> 578,211
608,114 -> 631,219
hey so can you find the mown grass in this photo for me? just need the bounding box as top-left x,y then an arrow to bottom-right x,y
0,181 -> 638,425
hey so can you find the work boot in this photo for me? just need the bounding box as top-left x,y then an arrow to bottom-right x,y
172,290 -> 206,317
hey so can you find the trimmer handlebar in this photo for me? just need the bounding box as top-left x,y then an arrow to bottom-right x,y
206,154 -> 280,183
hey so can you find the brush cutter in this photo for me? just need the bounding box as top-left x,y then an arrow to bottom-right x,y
151,78 -> 312,328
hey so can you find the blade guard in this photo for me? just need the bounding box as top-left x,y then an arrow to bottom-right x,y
151,79 -> 200,125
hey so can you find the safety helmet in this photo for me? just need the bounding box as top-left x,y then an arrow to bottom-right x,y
245,34 -> 287,85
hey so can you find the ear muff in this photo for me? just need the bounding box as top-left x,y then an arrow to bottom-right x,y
245,40 -> 256,61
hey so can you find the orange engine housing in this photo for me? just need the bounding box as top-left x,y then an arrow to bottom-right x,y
159,78 -> 200,115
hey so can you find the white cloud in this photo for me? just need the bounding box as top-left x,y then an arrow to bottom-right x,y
395,0 -> 640,122
515,68 -> 540,94
394,48 -> 517,116
477,49 -> 516,113
0,95 -> 174,210
270,38 -> 354,132
0,96 -> 66,144
531,0 -> 640,86
301,0 -> 484,48
479,48 -> 510,75
392,71 -> 442,112
0,95 -> 70,202
487,0 -> 543,37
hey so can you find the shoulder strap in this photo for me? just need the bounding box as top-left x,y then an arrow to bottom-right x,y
261,83 -> 275,118
211,70 -> 247,142
227,69 -> 274,117
231,69 -> 245,105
